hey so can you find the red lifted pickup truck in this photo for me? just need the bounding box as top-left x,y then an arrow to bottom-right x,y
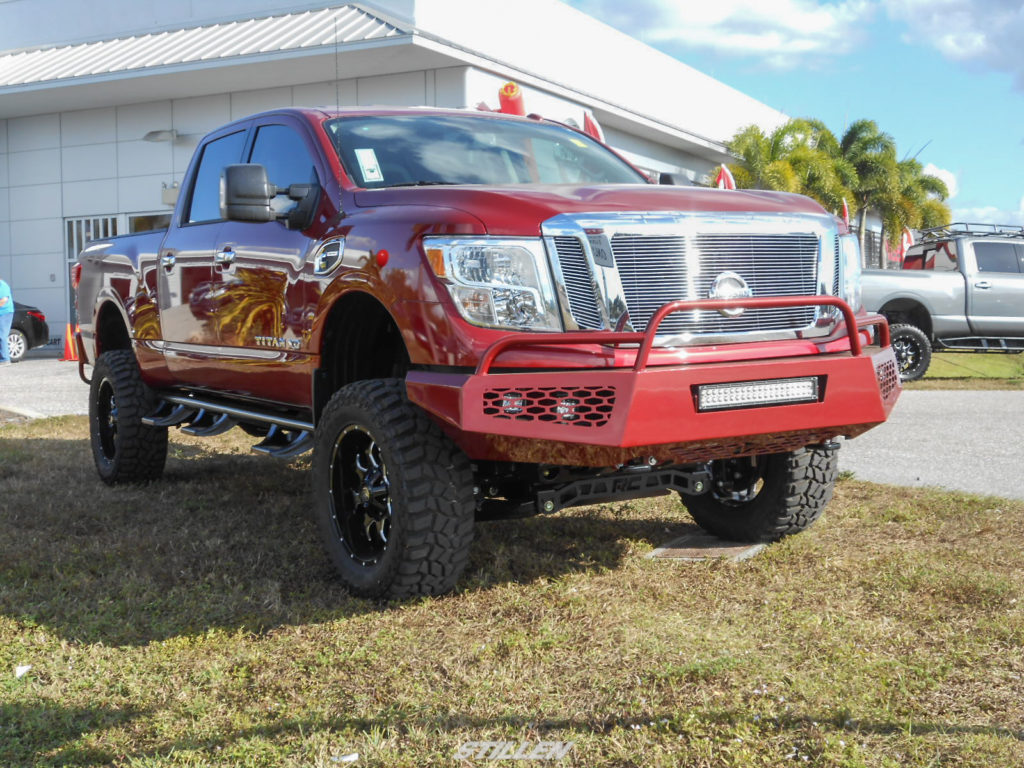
75,107 -> 900,598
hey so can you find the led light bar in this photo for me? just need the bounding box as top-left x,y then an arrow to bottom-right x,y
697,377 -> 820,412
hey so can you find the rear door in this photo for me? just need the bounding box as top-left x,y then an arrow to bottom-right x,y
209,117 -> 324,404
966,239 -> 1024,337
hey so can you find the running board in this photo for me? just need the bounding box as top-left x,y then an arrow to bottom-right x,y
252,425 -> 315,459
143,394 -> 315,459
934,336 -> 1024,353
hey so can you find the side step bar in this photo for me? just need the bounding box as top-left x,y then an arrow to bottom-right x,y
934,336 -> 1024,353
143,394 -> 315,459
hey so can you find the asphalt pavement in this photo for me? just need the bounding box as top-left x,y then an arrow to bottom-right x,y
0,347 -> 89,418
840,388 -> 1024,501
1,349 -> 1022,501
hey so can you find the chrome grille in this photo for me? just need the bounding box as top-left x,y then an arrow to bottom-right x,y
552,236 -> 603,330
613,232 -> 819,335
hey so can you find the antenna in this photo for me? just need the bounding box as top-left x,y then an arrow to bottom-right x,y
334,13 -> 340,109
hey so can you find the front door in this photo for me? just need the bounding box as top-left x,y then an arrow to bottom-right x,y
206,120 -> 323,405
157,127 -> 248,380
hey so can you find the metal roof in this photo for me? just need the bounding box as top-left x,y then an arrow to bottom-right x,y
0,5 -> 408,87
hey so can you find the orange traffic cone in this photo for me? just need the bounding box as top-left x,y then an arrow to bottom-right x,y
60,323 -> 78,362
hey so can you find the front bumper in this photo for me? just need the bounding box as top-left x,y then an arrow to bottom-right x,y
407,297 -> 901,466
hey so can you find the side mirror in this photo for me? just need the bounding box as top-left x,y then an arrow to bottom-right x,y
221,164 -> 277,222
659,172 -> 690,186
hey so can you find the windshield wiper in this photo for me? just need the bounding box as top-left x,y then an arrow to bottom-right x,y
385,180 -> 455,188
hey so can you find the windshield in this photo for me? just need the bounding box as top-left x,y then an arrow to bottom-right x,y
325,114 -> 647,188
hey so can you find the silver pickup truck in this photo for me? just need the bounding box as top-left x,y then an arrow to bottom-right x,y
862,223 -> 1024,380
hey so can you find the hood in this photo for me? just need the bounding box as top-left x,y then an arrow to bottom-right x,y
353,184 -> 832,236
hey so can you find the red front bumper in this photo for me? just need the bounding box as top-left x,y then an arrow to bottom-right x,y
406,297 -> 901,466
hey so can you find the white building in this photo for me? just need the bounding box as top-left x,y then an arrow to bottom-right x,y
0,0 -> 787,332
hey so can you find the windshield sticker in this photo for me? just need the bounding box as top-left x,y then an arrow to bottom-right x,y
355,148 -> 384,183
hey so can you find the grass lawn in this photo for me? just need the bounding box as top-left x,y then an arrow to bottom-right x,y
1,417 -> 1022,767
908,352 -> 1024,390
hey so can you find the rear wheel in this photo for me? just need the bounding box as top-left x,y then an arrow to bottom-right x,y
7,328 -> 26,362
683,446 -> 838,542
311,379 -> 475,599
89,350 -> 168,484
890,323 -> 932,382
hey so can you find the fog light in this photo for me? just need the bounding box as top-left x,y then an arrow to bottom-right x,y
556,398 -> 580,421
697,377 -> 819,412
501,393 -> 525,415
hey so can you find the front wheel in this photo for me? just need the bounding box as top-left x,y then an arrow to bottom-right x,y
890,324 -> 932,382
311,379 -> 475,599
89,349 -> 168,484
683,446 -> 839,542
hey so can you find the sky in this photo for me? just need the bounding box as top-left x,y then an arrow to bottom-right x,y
565,0 -> 1024,225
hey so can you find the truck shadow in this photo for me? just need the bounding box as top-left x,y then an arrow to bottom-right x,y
0,437 -> 689,646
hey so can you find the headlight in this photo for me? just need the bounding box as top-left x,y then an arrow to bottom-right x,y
839,234 -> 862,313
423,238 -> 562,331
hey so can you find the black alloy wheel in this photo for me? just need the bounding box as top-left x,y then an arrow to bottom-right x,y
329,424 -> 394,566
889,324 -> 932,382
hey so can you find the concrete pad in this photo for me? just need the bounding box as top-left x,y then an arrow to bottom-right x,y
648,524 -> 766,562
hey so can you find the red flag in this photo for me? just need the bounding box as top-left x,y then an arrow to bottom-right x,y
841,198 -> 850,227
582,110 -> 605,142
715,165 -> 736,190
900,227 -> 915,257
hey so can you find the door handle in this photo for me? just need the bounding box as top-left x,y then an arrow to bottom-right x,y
160,253 -> 176,269
974,280 -> 992,289
215,248 -> 236,267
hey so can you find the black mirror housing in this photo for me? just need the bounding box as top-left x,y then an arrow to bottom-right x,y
221,164 -> 277,222
659,172 -> 690,186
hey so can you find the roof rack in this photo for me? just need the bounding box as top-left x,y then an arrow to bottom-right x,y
919,222 -> 1024,241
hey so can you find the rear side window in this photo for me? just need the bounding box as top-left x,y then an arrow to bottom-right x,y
974,241 -> 1022,273
187,131 -> 247,224
903,241 -> 958,271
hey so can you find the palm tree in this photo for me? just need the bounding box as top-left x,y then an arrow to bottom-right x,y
726,117 -> 952,260
838,119 -> 900,254
725,118 -> 849,206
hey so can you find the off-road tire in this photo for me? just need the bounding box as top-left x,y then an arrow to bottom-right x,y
890,323 -> 932,382
7,328 -> 27,362
683,446 -> 839,542
311,379 -> 475,599
89,349 -> 168,484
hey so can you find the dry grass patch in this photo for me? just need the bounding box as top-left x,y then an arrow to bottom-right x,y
1,416 -> 1022,766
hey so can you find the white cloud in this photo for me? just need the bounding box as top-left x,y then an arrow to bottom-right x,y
886,0 -> 1024,86
570,0 -> 875,69
923,163 -> 959,199
952,196 -> 1024,226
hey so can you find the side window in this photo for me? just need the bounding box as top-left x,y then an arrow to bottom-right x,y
934,241 -> 958,271
249,124 -> 319,215
974,241 -> 1021,273
187,131 -> 247,224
